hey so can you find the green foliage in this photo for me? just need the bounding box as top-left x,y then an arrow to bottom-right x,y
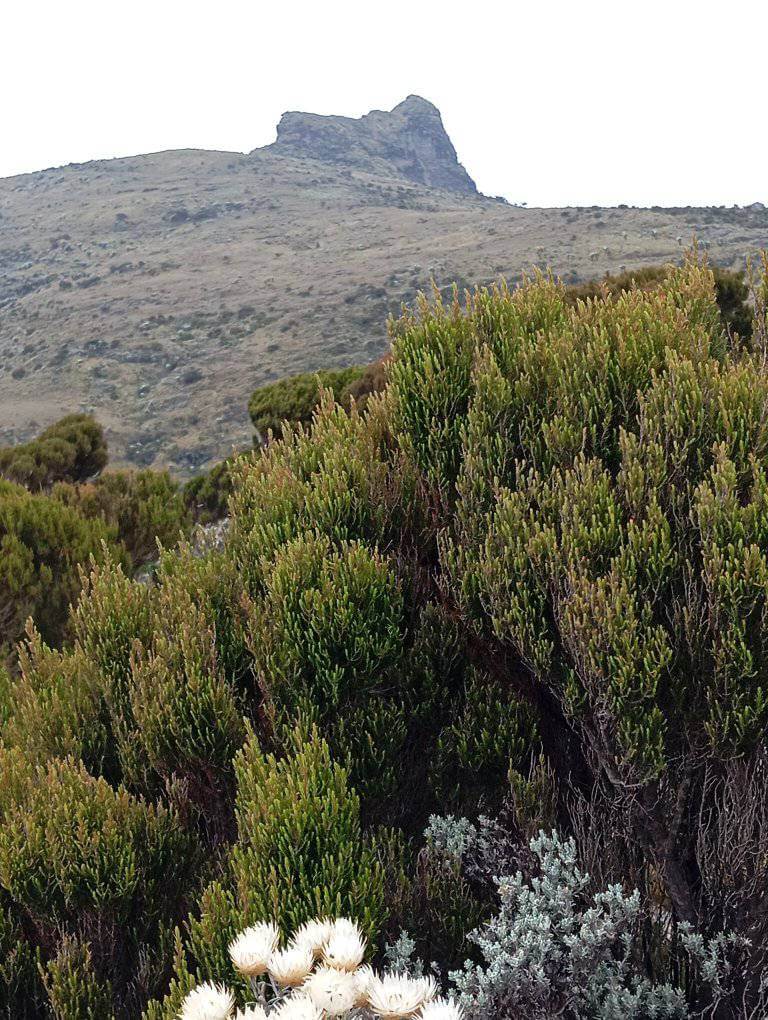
230,730 -> 386,937
0,896 -> 43,1018
251,534 -> 407,797
71,556 -> 156,737
565,262 -> 753,339
0,479 -> 119,658
183,455 -> 238,523
430,669 -> 539,812
396,255 -> 768,940
1,627 -> 113,775
42,937 -> 114,1020
0,749 -> 192,1014
0,415 -> 107,491
127,576 -> 246,822
145,730 -> 386,1019
248,366 -> 365,439
229,395 -> 425,598
53,468 -> 191,565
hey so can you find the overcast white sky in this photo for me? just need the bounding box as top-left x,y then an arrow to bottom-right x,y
3,0 -> 766,206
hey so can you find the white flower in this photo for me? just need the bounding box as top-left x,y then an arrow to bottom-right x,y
290,917 -> 334,957
273,995 -> 324,1020
228,922 -> 280,977
234,1008 -> 268,1020
418,998 -> 465,1020
268,944 -> 315,986
353,964 -> 376,1006
367,973 -> 437,1019
329,917 -> 363,938
304,966 -> 360,1016
178,982 -> 235,1020
322,927 -> 366,971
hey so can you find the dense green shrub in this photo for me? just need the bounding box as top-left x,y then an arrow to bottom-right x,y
248,359 -> 390,444
249,366 -> 365,439
41,937 -> 115,1020
250,535 -> 407,797
0,749 -> 192,1017
144,730 -> 386,1019
0,415 -> 107,491
566,263 -> 754,338
0,896 -> 43,1018
0,421 -> 191,661
1,628 -> 112,775
391,257 -> 768,997
0,480 -> 119,659
183,455 -> 239,523
127,576 -> 246,832
53,468 -> 191,565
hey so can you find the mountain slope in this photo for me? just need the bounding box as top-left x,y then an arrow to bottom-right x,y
1,98 -> 765,474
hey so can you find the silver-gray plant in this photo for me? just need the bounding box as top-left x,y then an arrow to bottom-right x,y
448,830 -> 688,1020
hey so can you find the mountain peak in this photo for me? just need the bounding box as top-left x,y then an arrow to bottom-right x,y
263,97 -> 477,195
392,94 -> 440,114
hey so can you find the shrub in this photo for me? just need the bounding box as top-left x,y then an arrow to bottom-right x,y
41,937 -> 114,1020
341,354 -> 391,411
0,896 -> 43,1018
0,749 -> 193,1014
250,534 -> 408,801
0,414 -> 107,490
565,263 -> 753,338
144,730 -> 386,1019
247,359 -> 390,446
1,627 -> 113,775
183,456 -> 239,524
127,577 -> 246,833
396,255 -> 768,1006
0,480 -> 119,659
53,468 -> 191,565
248,367 -> 365,440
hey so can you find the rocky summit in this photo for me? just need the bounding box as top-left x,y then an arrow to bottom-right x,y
266,95 -> 478,195
1,98 -> 765,475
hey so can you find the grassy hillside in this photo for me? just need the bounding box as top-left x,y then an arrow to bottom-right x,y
2,133 -> 766,476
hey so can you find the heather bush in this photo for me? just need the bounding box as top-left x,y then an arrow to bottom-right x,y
0,897 -> 43,1018
183,455 -> 239,523
565,263 -> 754,339
53,467 -> 191,564
0,414 -> 108,491
249,534 -> 408,803
0,749 -> 192,1015
248,367 -> 365,440
144,730 -> 386,1019
0,479 -> 119,658
1,627 -> 113,775
248,359 -> 390,442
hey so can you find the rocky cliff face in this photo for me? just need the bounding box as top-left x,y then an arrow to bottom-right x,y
265,95 -> 478,195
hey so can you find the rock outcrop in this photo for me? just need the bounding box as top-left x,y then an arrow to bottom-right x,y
263,95 -> 478,195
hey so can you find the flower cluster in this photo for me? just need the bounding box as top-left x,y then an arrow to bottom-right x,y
178,918 -> 463,1020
